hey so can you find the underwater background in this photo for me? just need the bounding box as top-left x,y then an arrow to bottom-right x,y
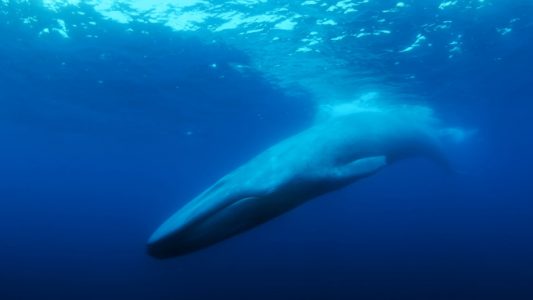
1,0 -> 532,299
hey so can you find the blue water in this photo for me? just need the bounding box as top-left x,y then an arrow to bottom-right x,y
1,1 -> 532,299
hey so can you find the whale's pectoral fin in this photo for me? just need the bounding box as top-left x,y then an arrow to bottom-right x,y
333,155 -> 387,180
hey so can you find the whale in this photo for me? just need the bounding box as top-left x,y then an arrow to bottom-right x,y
147,104 -> 460,258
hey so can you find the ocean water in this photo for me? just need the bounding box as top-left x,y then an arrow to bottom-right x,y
1,1 -> 532,299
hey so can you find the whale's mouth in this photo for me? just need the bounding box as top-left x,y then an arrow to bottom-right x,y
147,196 -> 262,258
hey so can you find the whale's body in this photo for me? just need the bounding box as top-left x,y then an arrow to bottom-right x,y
148,107 -> 453,258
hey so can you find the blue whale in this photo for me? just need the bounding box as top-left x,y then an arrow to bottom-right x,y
147,105 -> 458,258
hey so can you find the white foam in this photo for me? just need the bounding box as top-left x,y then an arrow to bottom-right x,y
165,11 -> 210,31
274,18 -> 298,30
99,10 -> 131,23
317,19 -> 337,26
438,0 -> 458,10
399,33 -> 426,53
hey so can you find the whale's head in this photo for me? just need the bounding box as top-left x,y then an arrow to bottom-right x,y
147,171 -> 298,258
147,194 -> 263,258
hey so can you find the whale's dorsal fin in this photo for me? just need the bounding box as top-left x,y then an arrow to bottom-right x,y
332,156 -> 387,180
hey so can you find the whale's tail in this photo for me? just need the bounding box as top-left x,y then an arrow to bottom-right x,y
438,127 -> 477,145
432,126 -> 476,174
